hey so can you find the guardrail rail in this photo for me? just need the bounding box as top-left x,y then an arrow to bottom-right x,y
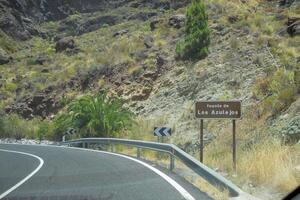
60,138 -> 256,200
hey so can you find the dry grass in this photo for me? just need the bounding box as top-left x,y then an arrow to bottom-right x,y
174,159 -> 230,200
203,107 -> 300,195
239,140 -> 299,193
193,178 -> 230,200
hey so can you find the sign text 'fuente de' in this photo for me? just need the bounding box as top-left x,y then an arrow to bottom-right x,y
195,101 -> 241,119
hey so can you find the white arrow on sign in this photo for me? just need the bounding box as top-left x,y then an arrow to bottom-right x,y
154,127 -> 171,137
163,128 -> 171,136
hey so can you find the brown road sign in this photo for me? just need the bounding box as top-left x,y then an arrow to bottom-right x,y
195,101 -> 241,119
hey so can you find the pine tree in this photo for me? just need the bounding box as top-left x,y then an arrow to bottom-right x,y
176,0 -> 210,60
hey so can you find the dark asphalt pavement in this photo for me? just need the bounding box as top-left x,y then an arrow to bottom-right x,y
0,144 -> 211,200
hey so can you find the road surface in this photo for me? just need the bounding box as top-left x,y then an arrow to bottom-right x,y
0,144 -> 211,200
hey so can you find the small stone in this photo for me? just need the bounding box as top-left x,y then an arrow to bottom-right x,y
113,29 -> 129,37
169,15 -> 185,29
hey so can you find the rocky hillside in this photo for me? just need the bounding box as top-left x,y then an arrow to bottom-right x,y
0,0 -> 299,198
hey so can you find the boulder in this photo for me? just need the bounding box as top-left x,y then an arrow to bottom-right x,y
76,15 -> 119,35
55,37 -> 76,52
34,55 -> 49,65
154,1 -> 170,10
279,0 -> 299,7
169,15 -> 185,29
113,29 -> 129,37
287,17 -> 300,36
0,48 -> 10,65
144,36 -> 154,48
150,18 -> 163,31
128,12 -> 157,21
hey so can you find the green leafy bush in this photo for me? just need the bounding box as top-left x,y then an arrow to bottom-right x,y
54,93 -> 134,138
5,83 -> 17,92
281,115 -> 300,145
0,114 -> 28,139
257,69 -> 297,115
176,0 -> 210,60
37,120 -> 53,141
0,113 -> 56,140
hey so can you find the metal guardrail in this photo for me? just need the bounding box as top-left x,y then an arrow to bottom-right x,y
60,138 -> 250,199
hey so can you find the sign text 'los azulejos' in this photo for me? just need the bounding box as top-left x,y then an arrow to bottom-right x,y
195,101 -> 241,119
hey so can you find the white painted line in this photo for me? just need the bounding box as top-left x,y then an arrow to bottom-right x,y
97,150 -> 196,200
0,149 -> 44,199
56,145 -> 196,200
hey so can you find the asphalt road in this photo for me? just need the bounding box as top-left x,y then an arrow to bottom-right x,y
0,144 -> 211,200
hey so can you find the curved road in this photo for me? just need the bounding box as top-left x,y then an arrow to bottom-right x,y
0,144 -> 211,200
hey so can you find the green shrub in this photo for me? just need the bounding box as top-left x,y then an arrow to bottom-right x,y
260,69 -> 297,115
176,0 -> 210,60
281,115 -> 300,145
53,113 -> 73,140
5,83 -> 17,92
1,114 -> 28,139
37,120 -> 53,141
54,93 -> 134,138
0,114 -> 56,140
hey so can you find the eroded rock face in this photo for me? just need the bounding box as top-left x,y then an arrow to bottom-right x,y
0,0 -> 190,40
5,93 -> 61,119
0,0 -> 129,40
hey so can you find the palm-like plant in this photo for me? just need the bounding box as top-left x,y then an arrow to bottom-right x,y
62,93 -> 134,137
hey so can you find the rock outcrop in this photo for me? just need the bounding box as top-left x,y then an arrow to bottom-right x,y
5,93 -> 61,119
0,0 -> 189,40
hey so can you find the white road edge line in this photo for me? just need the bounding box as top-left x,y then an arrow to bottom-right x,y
97,150 -> 196,200
0,149 -> 44,199
0,144 -> 195,200
59,145 -> 196,200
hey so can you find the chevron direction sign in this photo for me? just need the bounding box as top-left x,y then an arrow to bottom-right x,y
154,127 -> 172,137
66,128 -> 77,135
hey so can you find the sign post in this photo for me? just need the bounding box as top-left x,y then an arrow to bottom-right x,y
154,127 -> 172,161
62,128 -> 77,142
195,101 -> 241,170
233,119 -> 236,171
200,119 -> 204,163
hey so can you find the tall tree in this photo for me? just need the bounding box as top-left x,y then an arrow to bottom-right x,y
176,0 -> 210,60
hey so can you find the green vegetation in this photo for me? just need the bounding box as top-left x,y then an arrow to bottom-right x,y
54,93 -> 134,138
0,0 -> 299,198
253,68 -> 297,115
0,114 -> 54,141
176,0 -> 210,60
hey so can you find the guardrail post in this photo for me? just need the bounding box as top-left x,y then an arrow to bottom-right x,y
170,154 -> 175,171
137,147 -> 141,159
111,144 -> 115,152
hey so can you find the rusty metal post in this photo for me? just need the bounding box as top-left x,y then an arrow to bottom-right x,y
233,119 -> 237,171
137,147 -> 141,159
200,119 -> 204,163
